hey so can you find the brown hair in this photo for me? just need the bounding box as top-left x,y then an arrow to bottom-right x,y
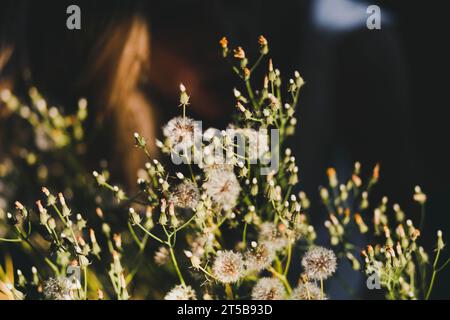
0,1 -> 156,189
82,15 -> 156,188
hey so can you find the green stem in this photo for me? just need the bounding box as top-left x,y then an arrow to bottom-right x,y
169,246 -> 185,286
242,222 -> 248,247
250,54 -> 264,73
320,278 -> 324,300
425,248 -> 441,300
128,222 -> 143,249
83,267 -> 88,299
436,257 -> 450,273
269,267 -> 292,295
173,212 -> 197,234
245,79 -> 258,110
135,223 -> 165,244
0,237 -> 22,242
283,242 -> 292,277
225,283 -> 234,300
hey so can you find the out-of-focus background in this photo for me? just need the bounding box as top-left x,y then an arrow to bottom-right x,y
1,0 -> 449,298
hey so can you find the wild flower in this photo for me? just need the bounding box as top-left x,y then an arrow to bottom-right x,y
164,285 -> 197,300
251,277 -> 286,300
302,247 -> 337,281
203,170 -> 241,211
245,243 -> 275,273
0,36 -> 448,301
43,277 -> 73,300
169,181 -> 200,209
212,250 -> 245,284
162,116 -> 201,151
290,282 -> 326,300
258,222 -> 288,252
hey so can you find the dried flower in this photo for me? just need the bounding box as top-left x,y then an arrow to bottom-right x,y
290,282 -> 326,300
258,35 -> 269,55
233,47 -> 246,59
164,285 -> 197,300
302,247 -> 337,280
43,277 -> 73,300
212,250 -> 244,283
251,278 -> 285,300
245,243 -> 275,273
163,116 -> 201,151
219,37 -> 228,49
203,170 -> 241,210
169,181 -> 200,209
258,222 -> 288,252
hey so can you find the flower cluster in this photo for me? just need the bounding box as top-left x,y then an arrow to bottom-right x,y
0,36 -> 448,300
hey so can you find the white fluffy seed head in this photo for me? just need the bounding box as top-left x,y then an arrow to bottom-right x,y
301,246 -> 337,280
251,278 -> 286,300
212,250 -> 244,283
290,282 -> 326,300
164,284 -> 196,300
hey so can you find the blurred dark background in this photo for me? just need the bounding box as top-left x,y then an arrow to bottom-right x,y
1,0 -> 449,298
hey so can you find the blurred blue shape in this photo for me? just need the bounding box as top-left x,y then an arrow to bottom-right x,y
312,0 -> 389,32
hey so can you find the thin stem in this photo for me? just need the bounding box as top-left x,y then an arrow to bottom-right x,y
173,212 -> 197,234
135,223 -> 165,244
425,248 -> 441,300
242,222 -> 248,247
320,278 -> 324,300
0,237 -> 22,242
245,79 -> 258,110
283,242 -> 292,277
269,266 -> 292,295
225,283 -> 234,300
169,246 -> 185,286
250,54 -> 264,73
436,257 -> 450,273
128,222 -> 143,249
83,267 -> 88,299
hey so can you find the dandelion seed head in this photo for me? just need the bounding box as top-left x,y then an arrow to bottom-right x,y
169,181 -> 200,209
43,277 -> 72,300
251,278 -> 286,300
258,222 -> 288,252
290,282 -> 326,300
203,170 -> 240,210
302,246 -> 337,280
245,243 -> 275,273
212,250 -> 244,283
164,285 -> 196,300
163,116 -> 201,151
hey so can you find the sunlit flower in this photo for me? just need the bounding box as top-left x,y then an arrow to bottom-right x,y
233,47 -> 246,59
169,181 -> 200,209
203,170 -> 240,210
258,222 -> 288,252
43,277 -> 73,300
212,250 -> 244,283
163,116 -> 201,151
251,277 -> 285,300
164,285 -> 197,300
245,243 -> 275,273
302,247 -> 337,280
290,282 -> 326,300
